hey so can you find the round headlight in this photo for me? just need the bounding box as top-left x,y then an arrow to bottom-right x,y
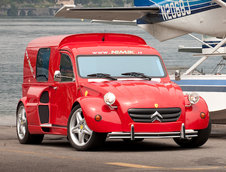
188,92 -> 200,105
104,92 -> 116,106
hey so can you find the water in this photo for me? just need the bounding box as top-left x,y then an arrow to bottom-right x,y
0,17 -> 222,125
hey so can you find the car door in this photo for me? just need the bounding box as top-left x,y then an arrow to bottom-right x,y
26,48 -> 52,126
50,51 -> 77,127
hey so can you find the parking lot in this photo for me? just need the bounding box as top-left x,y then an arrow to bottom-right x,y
0,125 -> 226,172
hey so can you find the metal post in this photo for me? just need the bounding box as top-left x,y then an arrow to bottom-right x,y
213,0 -> 226,7
131,124 -> 135,140
185,36 -> 226,75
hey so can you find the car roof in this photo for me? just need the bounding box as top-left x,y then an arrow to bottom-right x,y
27,33 -> 147,48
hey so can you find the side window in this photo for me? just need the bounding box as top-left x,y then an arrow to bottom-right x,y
60,53 -> 74,82
36,48 -> 51,82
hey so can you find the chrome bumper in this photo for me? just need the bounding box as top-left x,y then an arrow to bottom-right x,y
108,123 -> 198,140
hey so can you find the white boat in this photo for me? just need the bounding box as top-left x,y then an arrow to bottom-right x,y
172,35 -> 226,124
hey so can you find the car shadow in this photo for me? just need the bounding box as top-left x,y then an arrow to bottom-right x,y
35,126 -> 226,152
92,140 -> 209,152
41,136 -> 71,148
40,136 -> 209,152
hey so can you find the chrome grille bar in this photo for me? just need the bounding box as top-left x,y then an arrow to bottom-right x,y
128,108 -> 181,123
108,130 -> 198,139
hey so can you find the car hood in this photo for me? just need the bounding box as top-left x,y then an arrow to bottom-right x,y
80,80 -> 185,108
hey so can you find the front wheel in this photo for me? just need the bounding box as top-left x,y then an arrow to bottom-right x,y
16,103 -> 44,144
174,120 -> 211,148
67,105 -> 106,151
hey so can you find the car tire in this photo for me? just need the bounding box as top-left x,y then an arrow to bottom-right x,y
173,120 -> 211,148
16,103 -> 44,144
67,105 -> 106,151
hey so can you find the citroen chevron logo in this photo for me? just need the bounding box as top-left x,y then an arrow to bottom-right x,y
150,111 -> 163,122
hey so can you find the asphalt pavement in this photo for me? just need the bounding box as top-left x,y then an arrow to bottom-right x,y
0,125 -> 226,172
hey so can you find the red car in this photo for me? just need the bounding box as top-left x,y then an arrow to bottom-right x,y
16,33 -> 211,151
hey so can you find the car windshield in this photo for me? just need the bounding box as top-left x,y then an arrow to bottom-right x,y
77,55 -> 166,78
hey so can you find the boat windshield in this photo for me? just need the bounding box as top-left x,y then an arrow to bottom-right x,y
77,55 -> 166,78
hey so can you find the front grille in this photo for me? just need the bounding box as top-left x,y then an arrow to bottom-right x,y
128,108 -> 181,123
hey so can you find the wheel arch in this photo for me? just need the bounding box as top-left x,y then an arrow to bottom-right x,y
74,97 -> 122,132
185,97 -> 209,130
16,97 -> 27,114
71,101 -> 80,112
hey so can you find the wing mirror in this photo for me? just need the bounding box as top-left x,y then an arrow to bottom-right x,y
175,70 -> 181,81
54,70 -> 62,82
54,70 -> 75,82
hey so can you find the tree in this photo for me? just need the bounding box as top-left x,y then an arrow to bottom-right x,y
7,4 -> 18,16
0,0 -> 9,8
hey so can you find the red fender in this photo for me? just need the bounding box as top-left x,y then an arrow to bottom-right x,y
17,97 -> 44,134
17,97 -> 27,113
77,97 -> 123,133
185,97 -> 209,130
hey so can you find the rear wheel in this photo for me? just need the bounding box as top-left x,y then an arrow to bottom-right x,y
16,103 -> 44,144
174,120 -> 211,148
67,105 -> 106,151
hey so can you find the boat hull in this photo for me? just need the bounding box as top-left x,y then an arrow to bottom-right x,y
172,75 -> 226,124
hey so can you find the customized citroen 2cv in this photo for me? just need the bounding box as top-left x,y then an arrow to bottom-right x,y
16,33 -> 211,151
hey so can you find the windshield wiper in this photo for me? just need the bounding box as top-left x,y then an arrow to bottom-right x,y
87,73 -> 117,80
121,72 -> 152,81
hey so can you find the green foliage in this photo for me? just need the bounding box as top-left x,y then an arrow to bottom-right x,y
0,0 -> 9,7
7,4 -> 18,16
75,0 -> 133,7
1,0 -> 133,8
1,0 -> 56,8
